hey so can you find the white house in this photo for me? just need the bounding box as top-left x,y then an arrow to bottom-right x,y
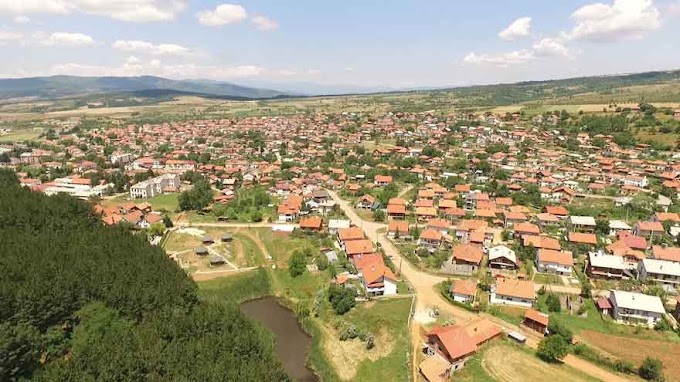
361,265 -> 398,296
327,219 -> 351,234
638,259 -> 680,286
488,245 -> 518,270
490,279 -> 535,308
536,249 -> 573,276
608,220 -> 632,236
609,290 -> 665,327
129,174 -> 180,199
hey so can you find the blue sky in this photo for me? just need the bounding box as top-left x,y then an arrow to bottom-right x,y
0,0 -> 679,88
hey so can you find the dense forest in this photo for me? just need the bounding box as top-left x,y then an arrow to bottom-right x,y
0,170 -> 290,382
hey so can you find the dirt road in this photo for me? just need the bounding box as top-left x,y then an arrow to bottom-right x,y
326,189 -> 633,382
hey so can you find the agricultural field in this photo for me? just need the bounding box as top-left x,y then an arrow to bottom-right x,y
481,344 -> 599,382
579,331 -> 680,381
0,128 -> 41,142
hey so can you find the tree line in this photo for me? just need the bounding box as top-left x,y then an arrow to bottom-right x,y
0,169 -> 290,382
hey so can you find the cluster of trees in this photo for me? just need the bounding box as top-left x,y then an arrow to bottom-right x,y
0,169 -> 290,381
328,284 -> 357,315
213,186 -> 271,222
178,177 -> 213,211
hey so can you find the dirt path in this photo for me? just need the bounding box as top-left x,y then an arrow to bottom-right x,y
326,188 -> 635,382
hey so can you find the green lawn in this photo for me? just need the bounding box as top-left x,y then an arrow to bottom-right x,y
197,268 -> 271,303
139,193 -> 179,212
453,350 -> 496,382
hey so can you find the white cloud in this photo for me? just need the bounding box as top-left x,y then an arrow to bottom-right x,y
498,17 -> 532,40
569,0 -> 661,42
0,0 -> 187,22
13,15 -> 31,23
50,61 -> 265,79
532,37 -> 572,57
196,3 -> 247,26
0,30 -> 23,42
42,32 -> 95,46
0,0 -> 69,15
112,40 -> 191,56
252,15 -> 278,31
463,50 -> 535,68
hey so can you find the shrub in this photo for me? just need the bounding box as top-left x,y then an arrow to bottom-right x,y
328,284 -> 356,315
365,335 -> 375,350
639,357 -> 664,381
548,321 -> 573,343
545,293 -> 561,313
537,335 -> 570,363
288,250 -> 307,278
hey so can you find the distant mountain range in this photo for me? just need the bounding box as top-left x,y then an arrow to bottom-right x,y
0,70 -> 678,103
0,75 -> 289,100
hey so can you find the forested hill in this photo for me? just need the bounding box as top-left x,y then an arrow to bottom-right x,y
0,170 -> 290,382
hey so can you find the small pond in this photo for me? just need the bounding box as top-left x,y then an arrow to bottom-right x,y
240,297 -> 319,382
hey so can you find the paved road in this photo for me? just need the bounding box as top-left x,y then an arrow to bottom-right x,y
326,188 -> 633,382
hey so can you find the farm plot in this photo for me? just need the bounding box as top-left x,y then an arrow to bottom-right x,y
482,344 -> 598,382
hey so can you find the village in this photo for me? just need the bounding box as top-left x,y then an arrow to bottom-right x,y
3,105 -> 680,382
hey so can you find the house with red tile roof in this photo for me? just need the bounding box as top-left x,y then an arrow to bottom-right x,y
345,239 -> 374,257
523,309 -> 549,334
449,243 -> 483,274
490,278 -> 535,308
450,279 -> 477,303
299,216 -> 323,231
537,249 -> 574,275
633,221 -> 665,238
387,220 -> 409,238
421,319 -> 502,375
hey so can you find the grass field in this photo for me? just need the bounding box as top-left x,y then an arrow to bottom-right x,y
231,231 -> 266,267
454,351 -> 496,382
141,193 -> 180,212
0,129 -> 41,142
550,299 -> 680,345
254,228 -> 319,266
482,344 -> 599,382
533,273 -> 564,285
102,193 -> 179,212
316,298 -> 411,382
164,231 -> 201,252
580,330 -> 680,381
197,267 -> 272,303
